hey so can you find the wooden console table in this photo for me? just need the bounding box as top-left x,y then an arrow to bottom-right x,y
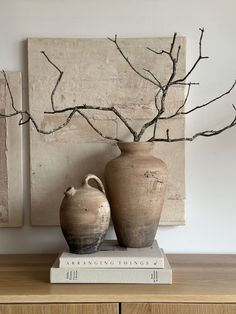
0,254 -> 236,313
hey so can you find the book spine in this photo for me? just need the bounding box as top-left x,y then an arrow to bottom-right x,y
59,257 -> 164,269
50,267 -> 172,284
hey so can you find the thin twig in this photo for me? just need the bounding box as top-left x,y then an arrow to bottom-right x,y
108,35 -> 160,87
41,47 -> 136,140
170,33 -> 177,54
29,108 -> 77,134
1,107 -> 120,141
45,105 -> 137,141
171,28 -> 209,85
159,80 -> 236,120
143,68 -> 163,88
160,83 -> 192,120
41,51 -> 64,111
140,32 -> 181,141
0,112 -> 19,118
166,128 -> 170,141
137,114 -> 159,141
77,109 -> 120,141
176,45 -> 181,63
153,118 -> 158,139
2,71 -> 18,113
183,80 -> 236,115
154,88 -> 162,110
175,82 -> 199,86
148,115 -> 236,142
1,29 -> 236,145
147,47 -> 170,57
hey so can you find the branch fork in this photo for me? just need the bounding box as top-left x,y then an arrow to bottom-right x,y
1,28 -> 236,143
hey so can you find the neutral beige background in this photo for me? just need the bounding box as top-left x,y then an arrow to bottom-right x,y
28,37 -> 185,226
0,0 -> 235,253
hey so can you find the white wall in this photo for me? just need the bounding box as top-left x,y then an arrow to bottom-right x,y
0,0 -> 236,253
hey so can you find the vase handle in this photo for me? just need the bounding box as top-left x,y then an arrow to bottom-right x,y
83,174 -> 106,194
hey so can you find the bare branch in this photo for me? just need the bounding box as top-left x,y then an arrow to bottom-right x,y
108,35 -> 160,87
154,88 -> 162,110
172,28 -> 209,85
137,114 -> 159,141
151,89 -> 163,139
40,51 -> 62,74
153,118 -> 158,139
1,106 -> 120,141
2,29 -> 235,146
166,128 -> 170,141
147,47 -> 170,57
147,32 -> 179,89
147,32 -> 177,62
143,68 -> 163,88
0,112 -> 19,118
149,115 -> 236,142
198,27 -> 205,57
160,83 -> 192,120
183,80 -> 236,115
176,83 -> 191,113
174,82 -> 199,86
29,109 -> 78,134
136,84 -> 168,140
176,45 -> 181,63
1,71 -> 124,140
0,108 -> 74,134
77,109 -> 120,141
111,107 -> 138,141
160,80 -> 236,120
108,32 -> 182,141
142,32 -> 182,139
44,104 -> 137,141
2,71 -> 18,113
136,77 -> 236,141
170,33 -> 177,54
41,51 -> 64,111
41,49 -> 134,139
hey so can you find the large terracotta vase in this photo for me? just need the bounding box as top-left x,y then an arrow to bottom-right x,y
104,142 -> 168,248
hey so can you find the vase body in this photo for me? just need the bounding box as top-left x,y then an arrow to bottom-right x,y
60,174 -> 110,254
104,142 -> 167,248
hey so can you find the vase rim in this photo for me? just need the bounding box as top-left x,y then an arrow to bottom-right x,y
117,141 -> 154,153
117,141 -> 153,145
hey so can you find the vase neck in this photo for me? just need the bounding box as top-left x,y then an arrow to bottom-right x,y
117,142 -> 154,155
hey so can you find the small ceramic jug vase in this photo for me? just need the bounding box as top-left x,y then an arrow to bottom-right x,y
60,174 -> 110,254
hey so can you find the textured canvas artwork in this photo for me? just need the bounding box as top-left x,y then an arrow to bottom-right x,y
28,37 -> 186,226
0,72 -> 23,227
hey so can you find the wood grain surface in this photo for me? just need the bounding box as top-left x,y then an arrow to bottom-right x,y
0,304 -> 118,314
122,303 -> 236,314
0,254 -> 236,303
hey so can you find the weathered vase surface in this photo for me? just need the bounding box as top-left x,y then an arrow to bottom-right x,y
60,174 -> 110,254
104,142 -> 168,248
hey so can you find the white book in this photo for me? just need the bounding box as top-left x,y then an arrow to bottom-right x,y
51,250 -> 172,284
59,240 -> 164,269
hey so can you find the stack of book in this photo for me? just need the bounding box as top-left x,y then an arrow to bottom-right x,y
50,240 -> 172,284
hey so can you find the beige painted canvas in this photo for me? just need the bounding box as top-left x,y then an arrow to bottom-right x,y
0,72 -> 23,227
28,37 -> 186,226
